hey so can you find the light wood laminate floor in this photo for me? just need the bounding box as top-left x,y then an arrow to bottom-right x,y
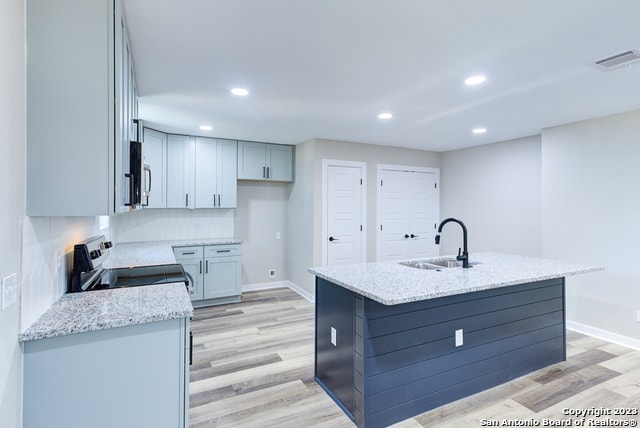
189,288 -> 640,427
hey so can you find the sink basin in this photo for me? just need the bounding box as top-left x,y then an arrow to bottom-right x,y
427,259 -> 462,268
399,258 -> 477,270
399,261 -> 443,270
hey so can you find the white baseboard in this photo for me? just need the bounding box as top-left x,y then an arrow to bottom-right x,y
566,320 -> 640,351
285,280 -> 315,303
241,280 -> 315,303
242,281 -> 290,292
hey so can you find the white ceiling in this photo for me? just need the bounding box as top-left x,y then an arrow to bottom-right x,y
123,0 -> 640,152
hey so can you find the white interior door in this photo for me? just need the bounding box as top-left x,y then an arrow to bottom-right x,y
378,170 -> 410,260
324,161 -> 366,266
377,165 -> 439,261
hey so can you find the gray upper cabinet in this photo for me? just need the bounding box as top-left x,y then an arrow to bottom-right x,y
26,0 -> 136,216
194,138 -> 237,208
237,141 -> 294,182
166,134 -> 195,209
142,128 -> 167,209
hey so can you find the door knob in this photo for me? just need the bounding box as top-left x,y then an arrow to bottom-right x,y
329,236 -> 338,242
404,234 -> 410,239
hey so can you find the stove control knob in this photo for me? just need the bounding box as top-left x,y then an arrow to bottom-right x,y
90,250 -> 102,260
104,241 -> 113,249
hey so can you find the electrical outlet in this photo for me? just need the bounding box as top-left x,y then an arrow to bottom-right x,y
275,232 -> 281,240
331,327 -> 337,346
455,329 -> 464,347
2,273 -> 17,310
269,269 -> 277,278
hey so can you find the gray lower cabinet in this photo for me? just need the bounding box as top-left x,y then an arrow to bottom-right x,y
23,317 -> 190,428
174,244 -> 242,307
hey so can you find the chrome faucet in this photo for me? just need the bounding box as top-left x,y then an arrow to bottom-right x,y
435,218 -> 470,268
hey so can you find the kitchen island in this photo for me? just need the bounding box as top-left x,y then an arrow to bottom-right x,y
308,252 -> 601,428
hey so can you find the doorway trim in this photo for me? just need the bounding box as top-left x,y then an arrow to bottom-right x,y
322,159 -> 367,266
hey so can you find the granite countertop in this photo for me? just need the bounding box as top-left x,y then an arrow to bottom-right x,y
19,282 -> 193,342
20,238 -> 242,342
308,252 -> 603,305
103,238 -> 242,268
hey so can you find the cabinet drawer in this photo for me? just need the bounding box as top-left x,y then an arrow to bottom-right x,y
204,245 -> 241,258
173,246 -> 204,260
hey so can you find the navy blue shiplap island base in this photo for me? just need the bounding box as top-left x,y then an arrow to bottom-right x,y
308,252 -> 601,428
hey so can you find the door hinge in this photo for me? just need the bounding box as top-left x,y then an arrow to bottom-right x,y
434,182 -> 438,189
360,225 -> 363,231
380,224 -> 383,231
360,178 -> 363,185
380,179 -> 383,186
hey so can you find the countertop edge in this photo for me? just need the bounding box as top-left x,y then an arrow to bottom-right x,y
308,253 -> 603,305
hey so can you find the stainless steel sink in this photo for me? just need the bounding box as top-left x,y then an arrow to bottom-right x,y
427,259 -> 462,268
398,261 -> 443,270
399,258 -> 474,270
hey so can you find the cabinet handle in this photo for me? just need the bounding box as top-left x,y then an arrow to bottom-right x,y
199,260 -> 202,274
205,260 -> 209,274
182,251 -> 196,255
411,234 -> 419,238
217,249 -> 231,253
267,167 -> 270,179
185,193 -> 189,207
217,194 -> 221,207
213,194 -> 216,207
263,166 -> 266,178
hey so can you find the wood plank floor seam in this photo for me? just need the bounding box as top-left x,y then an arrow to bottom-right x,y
190,288 -> 640,427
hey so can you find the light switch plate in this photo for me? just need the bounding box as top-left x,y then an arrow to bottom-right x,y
455,329 -> 464,347
2,273 -> 17,310
331,327 -> 337,346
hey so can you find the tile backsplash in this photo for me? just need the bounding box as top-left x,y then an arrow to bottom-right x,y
112,208 -> 234,243
21,216 -> 108,329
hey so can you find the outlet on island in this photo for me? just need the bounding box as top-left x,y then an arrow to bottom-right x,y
269,269 -> 277,279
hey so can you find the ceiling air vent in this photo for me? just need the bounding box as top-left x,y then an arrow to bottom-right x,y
594,49 -> 640,70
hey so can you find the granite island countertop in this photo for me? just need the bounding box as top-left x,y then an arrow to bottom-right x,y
308,252 -> 603,305
19,238 -> 242,342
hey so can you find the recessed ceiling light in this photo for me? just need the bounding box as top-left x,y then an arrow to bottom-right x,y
199,125 -> 213,131
465,75 -> 486,85
472,128 -> 487,134
378,112 -> 393,120
231,88 -> 249,96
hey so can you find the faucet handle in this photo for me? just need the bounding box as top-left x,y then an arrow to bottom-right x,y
457,247 -> 461,258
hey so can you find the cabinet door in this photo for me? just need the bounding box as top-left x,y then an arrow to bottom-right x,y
237,141 -> 266,180
143,128 -> 167,209
167,135 -> 194,208
217,139 -> 238,208
194,137 -> 218,208
181,259 -> 204,301
266,144 -> 294,182
203,256 -> 241,299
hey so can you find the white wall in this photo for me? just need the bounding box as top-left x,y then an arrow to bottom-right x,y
542,110 -> 640,342
112,208 -> 234,243
287,140 -> 316,296
235,181 -> 290,286
0,0 -> 25,425
287,138 -> 441,296
21,217 -> 108,328
440,135 -> 543,257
